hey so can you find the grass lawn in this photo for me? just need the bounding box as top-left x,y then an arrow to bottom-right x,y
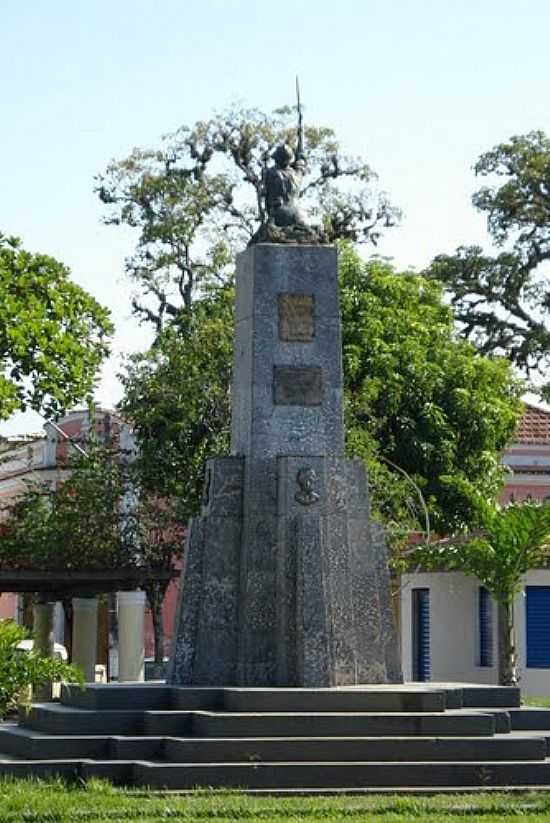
524,696 -> 550,708
3,780 -> 550,822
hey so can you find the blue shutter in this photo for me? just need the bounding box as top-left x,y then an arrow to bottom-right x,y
413,588 -> 431,681
478,586 -> 494,667
526,586 -> 550,668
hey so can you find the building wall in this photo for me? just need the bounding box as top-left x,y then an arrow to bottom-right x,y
143,574 -> 180,660
400,419 -> 550,693
401,570 -> 550,697
0,592 -> 18,620
401,571 -> 498,685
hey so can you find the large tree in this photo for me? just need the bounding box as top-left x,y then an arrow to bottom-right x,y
339,246 -> 522,534
426,131 -> 550,397
0,234 -> 113,420
119,284 -> 233,507
120,246 -> 522,534
96,105 -> 400,332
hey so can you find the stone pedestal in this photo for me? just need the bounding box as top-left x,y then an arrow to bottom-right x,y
117,590 -> 145,682
72,597 -> 98,683
169,244 -> 401,687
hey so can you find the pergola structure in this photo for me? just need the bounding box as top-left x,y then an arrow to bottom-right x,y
0,568 -> 176,598
0,567 -> 179,686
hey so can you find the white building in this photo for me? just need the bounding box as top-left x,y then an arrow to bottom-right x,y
400,404 -> 550,697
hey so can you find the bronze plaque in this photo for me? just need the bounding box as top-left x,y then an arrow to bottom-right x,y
273,366 -> 322,406
278,293 -> 315,341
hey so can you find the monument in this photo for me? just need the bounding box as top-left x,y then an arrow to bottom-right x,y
168,88 -> 401,687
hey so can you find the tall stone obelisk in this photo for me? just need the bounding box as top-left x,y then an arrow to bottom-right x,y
168,241 -> 402,687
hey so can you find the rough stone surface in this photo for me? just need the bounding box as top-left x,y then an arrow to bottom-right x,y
167,457 -> 244,686
169,244 -> 402,686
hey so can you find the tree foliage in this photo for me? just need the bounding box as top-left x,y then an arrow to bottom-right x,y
0,439 -> 184,669
426,131 -> 550,396
119,246 -> 522,533
410,498 -> 550,684
0,619 -> 83,718
119,285 -> 233,510
0,234 -> 113,420
0,445 -> 134,571
340,246 -> 522,533
96,106 -> 400,332
0,440 -> 183,576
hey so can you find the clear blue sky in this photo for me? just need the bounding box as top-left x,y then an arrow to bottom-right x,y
1,0 -> 549,435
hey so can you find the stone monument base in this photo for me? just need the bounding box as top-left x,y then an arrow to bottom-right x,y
168,454 -> 401,686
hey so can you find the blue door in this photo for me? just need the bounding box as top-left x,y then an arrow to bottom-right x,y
526,586 -> 550,668
412,588 -> 431,681
478,586 -> 494,667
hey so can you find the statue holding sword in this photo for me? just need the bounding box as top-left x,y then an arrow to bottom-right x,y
250,79 -> 325,245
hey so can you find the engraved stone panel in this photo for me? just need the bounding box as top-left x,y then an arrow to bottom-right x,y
201,457 -> 244,517
273,366 -> 322,406
278,293 -> 315,341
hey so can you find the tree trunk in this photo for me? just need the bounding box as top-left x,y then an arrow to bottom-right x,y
497,600 -> 518,686
146,584 -> 166,680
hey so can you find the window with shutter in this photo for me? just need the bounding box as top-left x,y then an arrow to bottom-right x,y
526,586 -> 550,668
412,588 -> 431,681
478,586 -> 494,667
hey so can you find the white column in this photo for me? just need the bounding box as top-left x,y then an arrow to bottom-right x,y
72,597 -> 98,682
117,590 -> 146,682
33,601 -> 55,701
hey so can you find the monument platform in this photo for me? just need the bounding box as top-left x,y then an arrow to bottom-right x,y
3,682 -> 550,790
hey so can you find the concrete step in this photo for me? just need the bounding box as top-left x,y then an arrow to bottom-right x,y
61,685 -> 447,714
59,683 -> 521,713
0,726 -> 164,761
509,708 -> 550,730
190,710 -> 497,738
1,724 -> 543,764
0,726 -> 109,759
0,759 -> 133,785
21,705 -> 498,739
3,755 -> 550,790
61,684 -> 173,711
163,734 -> 546,763
62,684 -> 222,712
142,711 -> 193,736
219,688 -> 446,713
410,683 -> 521,709
21,705 -> 149,736
458,686 -> 521,709
132,758 -> 550,789
467,709 -> 511,733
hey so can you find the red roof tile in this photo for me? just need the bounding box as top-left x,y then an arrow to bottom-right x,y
515,403 -> 550,445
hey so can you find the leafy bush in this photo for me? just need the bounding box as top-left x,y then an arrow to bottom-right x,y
0,620 -> 84,718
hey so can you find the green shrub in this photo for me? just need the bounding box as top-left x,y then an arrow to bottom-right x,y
0,619 -> 84,718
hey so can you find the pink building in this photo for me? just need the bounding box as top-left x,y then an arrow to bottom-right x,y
501,403 -> 550,504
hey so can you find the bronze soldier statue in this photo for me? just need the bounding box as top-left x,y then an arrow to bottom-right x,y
250,80 -> 325,245
264,142 -> 307,229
